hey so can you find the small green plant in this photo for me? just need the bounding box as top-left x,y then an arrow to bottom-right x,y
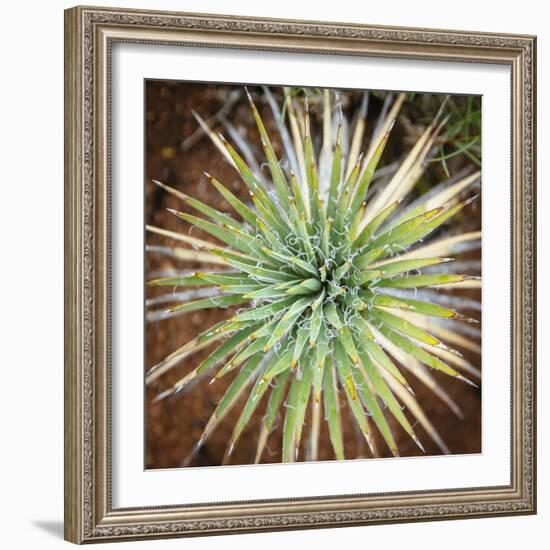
146,87 -> 481,464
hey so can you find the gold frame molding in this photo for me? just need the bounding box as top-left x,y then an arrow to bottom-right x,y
64,5 -> 537,544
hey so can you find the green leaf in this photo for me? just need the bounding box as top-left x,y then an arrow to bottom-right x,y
265,295 -> 316,351
367,207 -> 443,250
392,196 -> 477,251
349,202 -> 367,243
348,123 -> 393,216
370,293 -> 460,319
323,362 -> 344,460
312,336 -> 328,403
219,133 -> 287,230
354,246 -> 387,270
282,372 -> 301,462
335,340 -> 374,452
370,307 -> 441,346
289,170 -> 309,223
211,249 -> 296,283
167,294 -> 249,315
202,354 -> 262,439
351,362 -> 398,456
354,201 -> 399,249
358,348 -> 423,450
304,102 -> 320,227
286,278 -> 322,295
147,274 -> 208,287
146,320 -> 228,385
253,194 -> 291,238
309,302 -> 324,347
244,284 -> 290,300
195,322 -> 260,375
228,357 -> 273,454
333,260 -> 352,282
229,297 -> 295,323
195,272 -> 254,286
175,211 -> 259,255
334,156 -> 362,233
375,273 -> 474,289
319,216 -> 333,261
292,322 -> 311,368
249,317 -> 282,340
291,361 -> 314,457
256,218 -> 296,258
207,173 -> 258,227
326,127 -> 343,220
262,346 -> 296,381
376,324 -> 477,387
311,288 -> 326,311
360,257 -> 452,283
351,322 -> 412,392
263,247 -> 319,278
246,89 -> 292,212
339,327 -> 360,365
324,302 -> 343,330
184,195 -> 244,230
288,201 -> 316,261
214,338 -> 268,380
255,370 -> 290,463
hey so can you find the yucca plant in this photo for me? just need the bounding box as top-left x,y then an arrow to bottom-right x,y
146,86 -> 481,465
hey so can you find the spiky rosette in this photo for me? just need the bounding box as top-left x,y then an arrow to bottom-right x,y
146,87 -> 481,464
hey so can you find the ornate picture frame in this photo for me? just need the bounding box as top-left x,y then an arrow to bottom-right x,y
64,5 -> 536,543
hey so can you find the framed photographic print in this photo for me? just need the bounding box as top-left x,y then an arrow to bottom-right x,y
64,5 -> 537,544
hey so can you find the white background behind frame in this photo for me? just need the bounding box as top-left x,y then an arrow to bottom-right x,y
111,42 -> 511,508
2,1 -> 547,549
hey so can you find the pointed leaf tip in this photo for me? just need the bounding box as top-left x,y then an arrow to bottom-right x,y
414,436 -> 426,453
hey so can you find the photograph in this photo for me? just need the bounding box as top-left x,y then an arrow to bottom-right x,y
144,82 -> 482,469
61,4 -> 537,543
0,0 -> 544,547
